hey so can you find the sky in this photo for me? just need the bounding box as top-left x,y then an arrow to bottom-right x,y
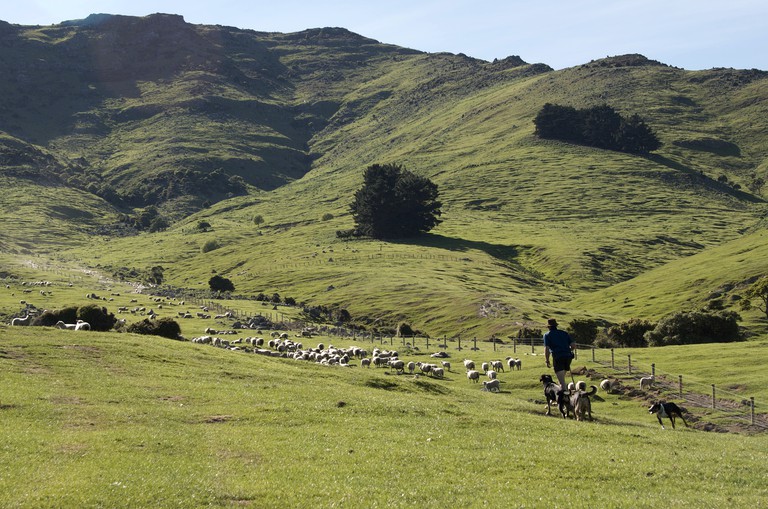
3,0 -> 767,71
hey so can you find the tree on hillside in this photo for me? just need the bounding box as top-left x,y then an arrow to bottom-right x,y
616,114 -> 662,153
349,163 -> 442,239
581,105 -> 623,149
533,103 -> 661,154
740,276 -> 768,319
209,275 -> 235,293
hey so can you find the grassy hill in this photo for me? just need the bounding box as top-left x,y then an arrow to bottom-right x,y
1,325 -> 767,507
1,14 -> 768,336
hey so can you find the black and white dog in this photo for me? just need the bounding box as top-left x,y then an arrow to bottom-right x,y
649,401 -> 688,429
540,374 -> 569,418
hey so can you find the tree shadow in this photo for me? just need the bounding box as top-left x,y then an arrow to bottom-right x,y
646,154 -> 764,203
392,232 -> 522,262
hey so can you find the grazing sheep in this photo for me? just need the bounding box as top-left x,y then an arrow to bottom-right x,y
467,370 -> 480,383
441,361 -> 451,371
54,321 -> 76,330
75,320 -> 91,331
407,361 -> 416,374
600,379 -> 615,393
481,362 -> 489,373
506,357 -> 522,370
432,367 -> 444,378
361,358 -> 371,368
491,360 -> 504,372
389,359 -> 406,374
640,376 -> 654,390
11,315 -> 31,326
482,379 -> 500,392
418,362 -> 433,376
463,359 -> 475,371
487,370 -> 497,380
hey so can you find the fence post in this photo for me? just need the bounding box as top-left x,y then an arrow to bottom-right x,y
751,397 -> 755,425
611,349 -> 615,369
592,347 -> 595,363
458,336 -> 461,351
513,338 -> 517,353
493,338 -> 496,352
678,375 -> 683,398
426,336 -> 430,350
712,385 -> 716,409
531,336 -> 535,354
628,354 -> 632,375
652,363 -> 655,377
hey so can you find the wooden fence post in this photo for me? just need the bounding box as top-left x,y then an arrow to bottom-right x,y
751,397 -> 755,425
628,354 -> 632,375
531,336 -> 535,354
473,337 -> 478,350
458,336 -> 461,351
611,349 -> 615,369
652,363 -> 655,377
592,347 -> 595,362
493,338 -> 496,352
426,336 -> 430,350
513,338 -> 517,353
679,375 -> 683,398
712,385 -> 716,409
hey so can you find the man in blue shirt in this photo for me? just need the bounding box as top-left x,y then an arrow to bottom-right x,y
543,318 -> 574,391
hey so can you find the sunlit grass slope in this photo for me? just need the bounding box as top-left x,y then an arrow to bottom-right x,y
1,326 -> 767,508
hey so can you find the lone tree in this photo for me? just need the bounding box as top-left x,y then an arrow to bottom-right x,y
350,163 -> 442,239
209,275 -> 235,293
741,276 -> 768,319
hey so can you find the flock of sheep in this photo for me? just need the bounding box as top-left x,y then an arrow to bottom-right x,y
189,327 -> 530,393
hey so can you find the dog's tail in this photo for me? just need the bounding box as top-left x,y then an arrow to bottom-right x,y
587,385 -> 597,396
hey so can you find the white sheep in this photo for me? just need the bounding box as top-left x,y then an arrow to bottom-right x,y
487,370 -> 497,380
407,361 -> 416,374
640,376 -> 654,390
467,370 -> 480,383
54,321 -> 76,330
483,379 -> 500,392
481,362 -> 489,373
11,315 -> 31,326
599,379 -> 615,393
463,359 -> 475,371
491,360 -> 504,372
432,367 -> 444,378
441,361 -> 451,371
361,358 -> 371,368
389,359 -> 406,374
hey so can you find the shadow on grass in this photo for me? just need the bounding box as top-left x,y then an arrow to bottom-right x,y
646,154 -> 765,204
393,233 -> 522,262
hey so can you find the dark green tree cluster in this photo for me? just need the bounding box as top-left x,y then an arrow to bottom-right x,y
348,163 -> 442,239
534,103 -> 661,154
644,310 -> 741,346
209,275 -> 235,293
32,304 -> 117,331
127,317 -> 182,340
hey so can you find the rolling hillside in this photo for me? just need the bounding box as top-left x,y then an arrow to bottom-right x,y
1,13 -> 768,336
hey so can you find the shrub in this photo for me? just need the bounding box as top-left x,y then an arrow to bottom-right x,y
127,318 -> 182,340
77,304 -> 118,332
396,322 -> 415,336
321,213 -> 334,221
606,318 -> 655,347
201,239 -> 221,253
567,318 -> 600,345
33,306 -> 78,327
644,310 -> 741,346
209,275 -> 235,292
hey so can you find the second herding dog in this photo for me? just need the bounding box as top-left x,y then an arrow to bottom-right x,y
570,385 -> 597,421
649,401 -> 688,429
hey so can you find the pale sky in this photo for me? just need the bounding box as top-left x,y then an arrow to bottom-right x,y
2,0 -> 766,70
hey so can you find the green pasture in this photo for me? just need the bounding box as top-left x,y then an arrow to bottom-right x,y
1,325 -> 767,508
